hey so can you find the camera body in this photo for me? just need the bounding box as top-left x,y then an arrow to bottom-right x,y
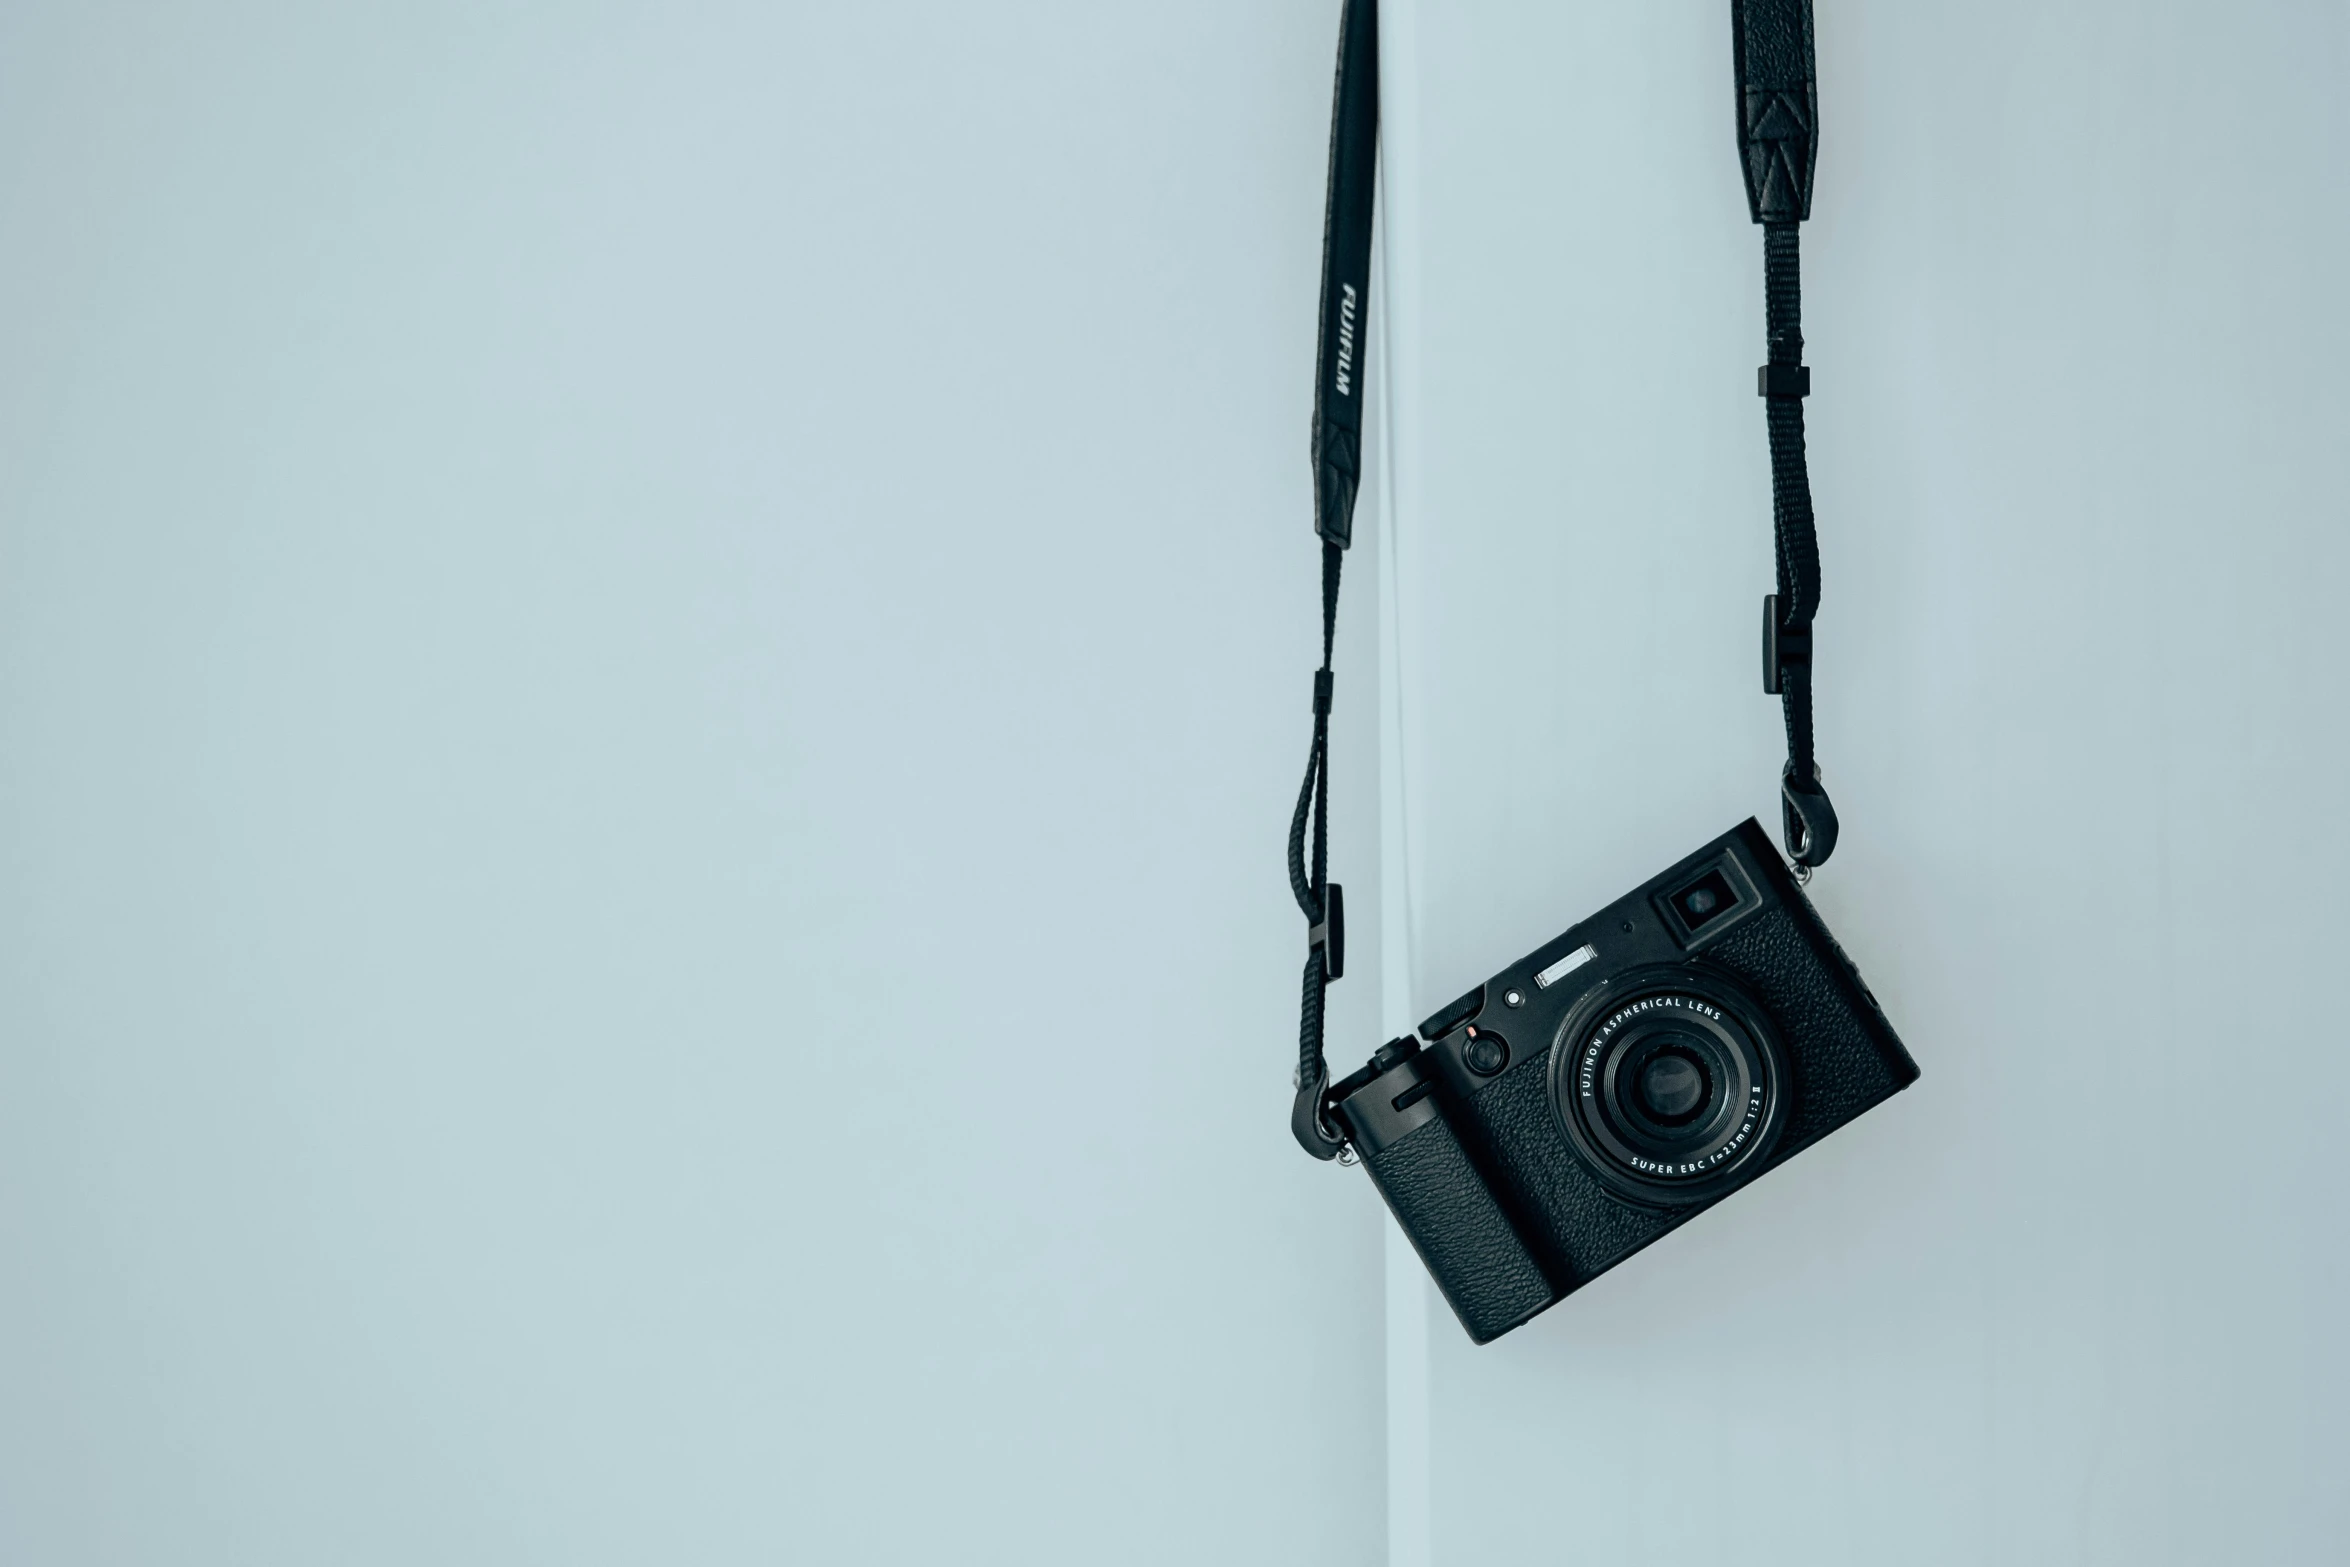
1331,818 -> 1918,1343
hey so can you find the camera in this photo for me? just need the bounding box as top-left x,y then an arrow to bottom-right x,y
1330,818 -> 1918,1343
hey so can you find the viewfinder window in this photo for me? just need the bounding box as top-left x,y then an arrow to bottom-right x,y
1671,869 -> 1740,933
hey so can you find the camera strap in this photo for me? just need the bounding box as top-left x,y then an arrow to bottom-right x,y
1289,0 -> 1377,1160
1289,0 -> 1841,1159
1736,0 -> 1839,869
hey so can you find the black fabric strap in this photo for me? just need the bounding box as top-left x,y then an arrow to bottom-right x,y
1312,0 -> 1378,553
1287,0 -> 1845,1157
1290,0 -> 1377,1161
1735,0 -> 1838,869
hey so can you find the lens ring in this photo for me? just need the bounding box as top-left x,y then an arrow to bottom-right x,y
1583,1003 -> 1754,1175
1546,964 -> 1787,1207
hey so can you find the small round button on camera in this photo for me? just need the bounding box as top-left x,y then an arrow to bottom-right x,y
1462,1029 -> 1509,1077
1503,989 -> 1524,1008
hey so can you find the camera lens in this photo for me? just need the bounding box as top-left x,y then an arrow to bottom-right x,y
1548,966 -> 1786,1207
1635,1050 -> 1708,1123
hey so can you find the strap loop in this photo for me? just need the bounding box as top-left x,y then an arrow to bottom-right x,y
1781,762 -> 1839,868
1292,1061 -> 1347,1160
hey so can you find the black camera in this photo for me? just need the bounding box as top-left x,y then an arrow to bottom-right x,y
1331,819 -> 1918,1343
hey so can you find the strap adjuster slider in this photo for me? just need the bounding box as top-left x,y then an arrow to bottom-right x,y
1762,594 -> 1811,694
1308,882 -> 1346,981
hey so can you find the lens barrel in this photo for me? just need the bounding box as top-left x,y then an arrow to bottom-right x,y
1548,966 -> 1787,1207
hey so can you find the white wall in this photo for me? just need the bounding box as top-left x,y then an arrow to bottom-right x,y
1377,1 -> 2350,1562
0,4 -> 1390,1562
9,3 -> 2347,1562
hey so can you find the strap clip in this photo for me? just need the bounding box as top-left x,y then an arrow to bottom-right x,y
1313,669 -> 1334,716
1308,882 -> 1346,981
1291,1066 -> 1348,1160
1762,594 -> 1811,694
1781,762 -> 1839,869
1757,363 -> 1811,398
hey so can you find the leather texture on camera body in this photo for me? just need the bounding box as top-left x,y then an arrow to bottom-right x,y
1444,1053 -> 1664,1287
1360,1110 -> 1556,1343
1704,900 -> 1912,1156
1339,818 -> 1918,1342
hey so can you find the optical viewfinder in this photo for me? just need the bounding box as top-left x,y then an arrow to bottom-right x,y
1670,869 -> 1741,933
